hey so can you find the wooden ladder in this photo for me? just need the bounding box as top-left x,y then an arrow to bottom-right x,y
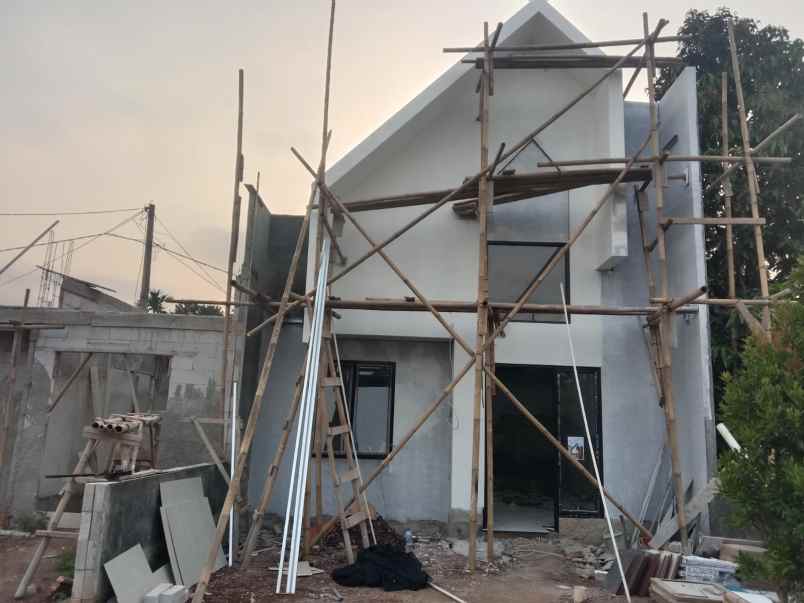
316,320 -> 372,563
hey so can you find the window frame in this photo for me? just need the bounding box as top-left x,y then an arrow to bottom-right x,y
333,360 -> 396,460
487,240 -> 571,324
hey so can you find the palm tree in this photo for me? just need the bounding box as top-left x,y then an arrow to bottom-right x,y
146,289 -> 168,314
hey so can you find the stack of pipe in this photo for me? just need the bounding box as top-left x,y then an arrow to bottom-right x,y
90,413 -> 160,433
276,239 -> 330,594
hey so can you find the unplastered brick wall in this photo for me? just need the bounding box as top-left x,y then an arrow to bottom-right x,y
6,312 -> 236,516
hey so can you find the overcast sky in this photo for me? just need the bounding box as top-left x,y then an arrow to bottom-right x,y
1,0 -> 802,307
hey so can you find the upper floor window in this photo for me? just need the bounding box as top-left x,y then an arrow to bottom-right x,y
487,241 -> 569,323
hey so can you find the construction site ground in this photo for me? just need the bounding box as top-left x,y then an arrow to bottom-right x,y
0,535 -> 75,602
205,524 -> 644,602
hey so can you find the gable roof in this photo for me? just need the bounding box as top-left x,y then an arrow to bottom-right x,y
326,0 -> 597,189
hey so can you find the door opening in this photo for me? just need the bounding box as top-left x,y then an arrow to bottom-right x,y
488,364 -> 602,533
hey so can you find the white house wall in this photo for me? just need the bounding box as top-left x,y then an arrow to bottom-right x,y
306,46 -> 627,516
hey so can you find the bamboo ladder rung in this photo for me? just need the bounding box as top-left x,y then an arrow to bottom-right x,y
328,424 -> 350,437
320,376 -> 342,388
343,511 -> 367,529
340,468 -> 360,484
35,530 -> 78,540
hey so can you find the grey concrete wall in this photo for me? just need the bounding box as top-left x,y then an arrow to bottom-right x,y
72,464 -> 226,602
246,328 -> 453,523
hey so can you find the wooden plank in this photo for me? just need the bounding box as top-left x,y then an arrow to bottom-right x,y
35,529 -> 78,539
661,217 -> 765,226
328,425 -> 350,437
344,511 -> 367,529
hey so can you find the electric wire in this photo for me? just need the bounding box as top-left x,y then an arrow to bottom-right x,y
155,216 -> 222,290
0,209 -> 144,289
0,207 -> 143,217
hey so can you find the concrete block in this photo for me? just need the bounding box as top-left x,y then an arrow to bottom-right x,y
159,584 -> 189,602
103,544 -> 158,603
143,583 -> 172,602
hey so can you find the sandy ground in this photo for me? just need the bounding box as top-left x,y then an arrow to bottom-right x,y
0,535 -> 75,602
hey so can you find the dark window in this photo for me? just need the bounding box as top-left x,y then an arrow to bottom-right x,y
487,241 -> 569,323
332,361 -> 394,458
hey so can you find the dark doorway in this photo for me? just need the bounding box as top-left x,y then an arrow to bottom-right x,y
488,364 -> 602,533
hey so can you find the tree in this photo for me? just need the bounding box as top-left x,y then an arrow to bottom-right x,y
657,9 -> 804,409
718,258 -> 804,602
145,289 -> 168,314
173,302 -> 223,316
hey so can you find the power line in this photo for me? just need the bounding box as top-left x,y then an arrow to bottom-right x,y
0,209 -> 144,289
155,216 -> 223,288
0,207 -> 143,217
0,232 -> 227,274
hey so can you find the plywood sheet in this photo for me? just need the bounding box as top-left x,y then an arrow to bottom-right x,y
160,497 -> 225,586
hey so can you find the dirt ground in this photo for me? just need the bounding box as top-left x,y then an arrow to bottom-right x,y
0,530 -> 648,602
206,532 -> 647,603
0,535 -> 75,602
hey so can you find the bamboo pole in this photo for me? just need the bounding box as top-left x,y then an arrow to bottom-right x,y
46,352 -> 94,413
469,22 -> 491,570
247,29 -> 664,339
0,220 -> 59,278
192,2 -> 336,597
727,21 -> 771,330
643,12 -> 688,550
443,35 -> 688,54
220,69 -> 245,452
721,72 -> 736,299
537,155 -> 789,168
240,366 -> 306,569
623,54 -> 646,98
191,418 -> 231,485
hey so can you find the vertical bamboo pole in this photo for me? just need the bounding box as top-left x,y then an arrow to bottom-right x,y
720,72 -> 736,299
643,12 -> 688,550
468,22 -> 491,571
484,316 -> 495,560
727,22 -> 770,329
221,69 -> 245,451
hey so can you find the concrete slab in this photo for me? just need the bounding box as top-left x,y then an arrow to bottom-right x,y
160,497 -> 225,586
159,584 -> 190,602
103,544 -> 162,603
160,476 -> 204,505
143,583 -> 172,602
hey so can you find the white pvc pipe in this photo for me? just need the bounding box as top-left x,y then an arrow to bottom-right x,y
275,243 -> 327,592
287,239 -> 331,593
228,381 -> 238,567
716,422 -> 742,452
560,283 -> 631,603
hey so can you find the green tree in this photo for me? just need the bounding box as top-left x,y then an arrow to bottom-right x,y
657,9 -> 804,407
145,289 -> 168,314
173,302 -> 223,316
718,258 -> 804,601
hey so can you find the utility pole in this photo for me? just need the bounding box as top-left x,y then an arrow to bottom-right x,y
138,203 -> 156,309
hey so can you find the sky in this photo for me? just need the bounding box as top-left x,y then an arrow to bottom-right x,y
1,0 -> 802,307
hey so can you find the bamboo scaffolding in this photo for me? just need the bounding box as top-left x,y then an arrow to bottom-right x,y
443,35 -> 689,54
727,21 -> 771,330
247,27 -> 664,339
643,11 -> 689,550
463,55 -> 682,69
537,155 -> 789,168
704,113 -> 801,194
468,21 -> 492,570
192,2 -> 336,597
